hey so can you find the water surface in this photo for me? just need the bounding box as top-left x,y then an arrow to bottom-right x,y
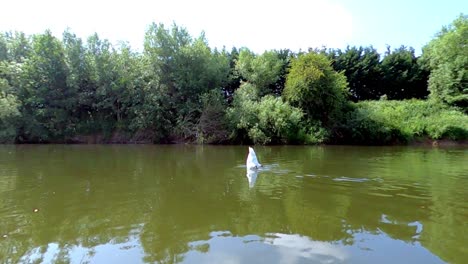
0,145 -> 467,263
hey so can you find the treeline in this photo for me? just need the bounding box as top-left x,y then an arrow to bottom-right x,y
0,15 -> 466,144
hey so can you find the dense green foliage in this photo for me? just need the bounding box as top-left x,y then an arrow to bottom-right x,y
380,46 -> 429,100
235,49 -> 285,96
421,14 -> 467,110
327,46 -> 383,100
327,46 -> 429,101
334,100 -> 468,145
0,15 -> 466,145
283,52 -> 348,125
227,83 -> 305,144
0,79 -> 21,142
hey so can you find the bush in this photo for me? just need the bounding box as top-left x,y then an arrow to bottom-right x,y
227,83 -> 305,144
334,99 -> 468,144
283,52 -> 349,125
196,89 -> 229,144
295,123 -> 329,144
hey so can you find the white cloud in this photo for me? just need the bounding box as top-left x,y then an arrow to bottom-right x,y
1,0 -> 353,52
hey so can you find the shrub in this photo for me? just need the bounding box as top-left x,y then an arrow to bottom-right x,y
283,52 -> 349,125
227,83 -> 305,144
334,99 -> 468,144
196,89 -> 229,144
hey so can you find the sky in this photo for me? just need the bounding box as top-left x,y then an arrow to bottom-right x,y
0,0 -> 466,54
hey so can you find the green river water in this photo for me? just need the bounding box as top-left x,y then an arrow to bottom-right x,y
0,145 -> 467,263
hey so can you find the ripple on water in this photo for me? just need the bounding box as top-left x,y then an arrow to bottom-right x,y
332,176 -> 370,183
395,193 -> 430,200
368,192 -> 394,198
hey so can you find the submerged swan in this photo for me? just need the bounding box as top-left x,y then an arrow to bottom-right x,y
246,147 -> 262,170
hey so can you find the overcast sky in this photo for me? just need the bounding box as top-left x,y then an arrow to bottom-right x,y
1,0 -> 466,54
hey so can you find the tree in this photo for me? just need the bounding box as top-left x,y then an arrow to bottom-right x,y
222,47 -> 242,102
86,34 -> 119,124
328,46 -> 382,101
144,23 -> 230,141
422,14 -> 468,109
271,49 -> 293,96
196,89 -> 229,144
111,44 -> 136,128
0,78 -> 21,142
9,32 -> 31,62
0,34 -> 7,61
235,48 -> 284,96
144,22 -> 191,98
173,34 -> 229,118
283,52 -> 349,125
19,30 -> 75,141
63,30 -> 95,127
380,46 -> 429,100
127,57 -> 173,143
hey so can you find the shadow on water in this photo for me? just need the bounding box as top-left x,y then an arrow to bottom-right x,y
0,145 -> 466,263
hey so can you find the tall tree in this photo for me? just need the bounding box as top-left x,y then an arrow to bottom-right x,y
271,49 -> 293,96
144,23 -> 230,140
112,42 -> 144,127
63,30 -> 94,125
0,34 -> 7,61
283,52 -> 349,125
144,22 -> 191,96
222,47 -> 241,101
86,33 -> 123,130
235,48 -> 284,96
19,30 -> 74,141
381,46 -> 429,100
422,14 -> 468,109
5,31 -> 31,62
328,46 -> 382,101
0,77 -> 21,142
127,55 -> 172,142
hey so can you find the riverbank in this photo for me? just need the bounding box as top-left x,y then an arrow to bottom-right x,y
331,100 -> 468,145
30,132 -> 466,147
409,138 -> 468,147
69,131 -> 155,144
3,100 -> 467,146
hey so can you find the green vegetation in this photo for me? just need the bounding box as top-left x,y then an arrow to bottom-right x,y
421,14 -> 467,109
334,100 -> 468,145
326,45 -> 429,101
0,15 -> 466,145
0,79 -> 21,142
284,52 -> 348,125
227,82 -> 304,145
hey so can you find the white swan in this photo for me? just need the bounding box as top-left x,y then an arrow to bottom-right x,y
246,147 -> 262,170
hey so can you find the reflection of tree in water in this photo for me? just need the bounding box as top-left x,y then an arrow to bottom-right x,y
0,146 -> 466,263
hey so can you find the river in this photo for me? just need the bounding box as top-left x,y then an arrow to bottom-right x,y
0,145 -> 467,263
